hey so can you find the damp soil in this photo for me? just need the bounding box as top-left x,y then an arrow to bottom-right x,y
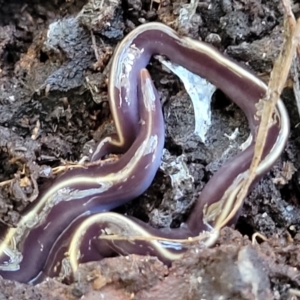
0,0 -> 300,299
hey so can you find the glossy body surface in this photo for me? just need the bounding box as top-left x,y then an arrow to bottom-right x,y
0,22 -> 289,283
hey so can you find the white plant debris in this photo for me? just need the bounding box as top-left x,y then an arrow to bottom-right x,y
160,149 -> 194,201
156,55 -> 216,143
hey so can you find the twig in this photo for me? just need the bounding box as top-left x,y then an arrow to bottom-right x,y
216,2 -> 300,229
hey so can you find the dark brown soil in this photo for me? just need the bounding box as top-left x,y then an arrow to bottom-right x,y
0,0 -> 300,299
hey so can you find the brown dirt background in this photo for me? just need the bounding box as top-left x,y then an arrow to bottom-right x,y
0,0 -> 300,299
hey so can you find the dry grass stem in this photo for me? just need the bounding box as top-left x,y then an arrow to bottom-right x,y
217,0 -> 300,229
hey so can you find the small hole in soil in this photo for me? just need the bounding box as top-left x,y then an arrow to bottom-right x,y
165,137 -> 183,156
235,216 -> 255,239
266,15 -> 275,24
211,90 -> 232,111
39,50 -> 49,63
0,150 -> 19,182
2,46 -> 20,64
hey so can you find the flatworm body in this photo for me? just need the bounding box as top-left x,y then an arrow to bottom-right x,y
0,23 -> 289,284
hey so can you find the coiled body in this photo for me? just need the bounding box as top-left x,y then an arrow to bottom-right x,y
0,22 -> 289,284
